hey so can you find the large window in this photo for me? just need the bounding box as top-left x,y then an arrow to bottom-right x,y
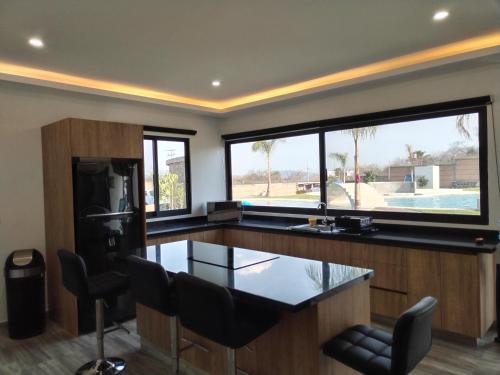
325,113 -> 482,216
225,98 -> 489,224
144,136 -> 191,217
230,133 -> 321,209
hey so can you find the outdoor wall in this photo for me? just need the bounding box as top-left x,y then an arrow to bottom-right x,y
368,182 -> 414,194
233,183 -> 297,198
455,157 -> 480,182
0,81 -> 225,323
388,166 -> 412,182
439,164 -> 455,188
219,63 -> 500,231
414,166 -> 440,189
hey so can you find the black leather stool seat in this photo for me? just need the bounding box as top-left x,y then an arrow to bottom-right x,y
87,272 -> 129,300
322,297 -> 437,375
323,325 -> 393,375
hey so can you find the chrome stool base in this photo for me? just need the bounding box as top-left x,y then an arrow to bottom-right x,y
76,358 -> 126,375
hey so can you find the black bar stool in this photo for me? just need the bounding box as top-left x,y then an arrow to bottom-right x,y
175,272 -> 279,375
322,296 -> 437,375
57,249 -> 129,375
126,255 -> 179,373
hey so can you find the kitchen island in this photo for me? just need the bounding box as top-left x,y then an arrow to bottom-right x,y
130,240 -> 373,375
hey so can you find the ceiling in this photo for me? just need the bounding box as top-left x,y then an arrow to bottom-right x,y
0,0 -> 499,112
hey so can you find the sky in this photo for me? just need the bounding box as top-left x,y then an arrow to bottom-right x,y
231,114 -> 479,175
144,139 -> 185,176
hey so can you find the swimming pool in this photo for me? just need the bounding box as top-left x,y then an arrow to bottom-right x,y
385,193 -> 479,210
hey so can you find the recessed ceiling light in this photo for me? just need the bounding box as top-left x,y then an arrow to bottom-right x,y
28,37 -> 44,48
433,10 -> 449,21
211,80 -> 221,87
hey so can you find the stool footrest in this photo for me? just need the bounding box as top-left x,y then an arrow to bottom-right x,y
76,358 -> 126,375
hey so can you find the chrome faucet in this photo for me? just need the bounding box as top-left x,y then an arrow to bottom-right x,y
317,202 -> 328,226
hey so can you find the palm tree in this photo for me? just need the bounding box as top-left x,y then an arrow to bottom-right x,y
405,144 -> 415,182
343,127 -> 377,209
251,139 -> 283,197
329,152 -> 348,183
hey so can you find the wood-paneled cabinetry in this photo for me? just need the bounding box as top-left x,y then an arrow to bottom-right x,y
42,118 -> 144,336
147,229 -> 224,247
146,227 -> 495,339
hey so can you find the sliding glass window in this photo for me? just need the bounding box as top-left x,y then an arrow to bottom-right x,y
144,136 -> 191,217
230,133 -> 321,209
225,98 -> 489,224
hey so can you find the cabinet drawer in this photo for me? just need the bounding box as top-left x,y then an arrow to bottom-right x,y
223,229 -> 263,250
371,288 -> 408,319
351,243 -> 406,266
351,259 -> 407,293
179,327 -> 226,374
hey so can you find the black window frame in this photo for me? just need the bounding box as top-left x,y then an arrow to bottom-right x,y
144,135 -> 192,218
224,97 -> 490,225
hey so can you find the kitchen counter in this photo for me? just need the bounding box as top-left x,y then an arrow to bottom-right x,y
132,239 -> 373,375
147,216 -> 498,254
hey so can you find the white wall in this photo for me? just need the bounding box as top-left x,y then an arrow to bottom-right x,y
0,81 -> 226,322
1,63 -> 499,323
219,64 -> 500,231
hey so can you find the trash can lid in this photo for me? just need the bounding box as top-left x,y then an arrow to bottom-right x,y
5,249 -> 45,273
12,249 -> 34,267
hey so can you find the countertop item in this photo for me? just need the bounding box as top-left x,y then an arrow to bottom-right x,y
125,240 -> 373,312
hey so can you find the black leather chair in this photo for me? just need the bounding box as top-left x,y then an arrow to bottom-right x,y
57,249 -> 129,375
323,296 -> 437,375
175,272 -> 279,375
126,255 -> 179,373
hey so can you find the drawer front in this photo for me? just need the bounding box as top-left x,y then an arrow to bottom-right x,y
351,243 -> 406,266
351,259 -> 407,293
371,288 -> 408,319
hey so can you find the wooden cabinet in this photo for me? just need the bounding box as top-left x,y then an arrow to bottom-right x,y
407,249 -> 442,328
148,227 -> 496,340
439,252 -> 495,338
202,229 -> 224,245
224,229 -> 263,250
370,288 -> 408,319
42,118 -> 144,336
69,118 -> 143,158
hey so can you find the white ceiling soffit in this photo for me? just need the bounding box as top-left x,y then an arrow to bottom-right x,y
0,1 -> 499,113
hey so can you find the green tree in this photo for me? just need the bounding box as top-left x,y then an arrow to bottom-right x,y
251,140 -> 284,196
416,175 -> 429,188
363,170 -> 377,183
343,127 -> 377,209
159,173 -> 185,209
329,152 -> 348,183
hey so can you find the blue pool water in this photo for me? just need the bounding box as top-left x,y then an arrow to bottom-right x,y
385,193 -> 479,210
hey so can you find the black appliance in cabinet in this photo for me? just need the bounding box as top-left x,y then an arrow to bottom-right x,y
73,158 -> 140,333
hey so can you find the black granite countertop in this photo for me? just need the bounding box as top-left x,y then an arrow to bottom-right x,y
147,215 -> 499,254
126,240 -> 373,312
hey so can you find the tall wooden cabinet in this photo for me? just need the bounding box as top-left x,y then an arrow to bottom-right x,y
42,118 -> 145,335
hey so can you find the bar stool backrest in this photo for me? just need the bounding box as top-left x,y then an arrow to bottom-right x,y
127,255 -> 176,316
57,249 -> 88,299
392,296 -> 437,375
175,272 -> 235,347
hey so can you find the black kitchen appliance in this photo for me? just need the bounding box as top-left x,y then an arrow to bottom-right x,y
73,158 -> 140,333
207,200 -> 242,222
335,216 -> 373,231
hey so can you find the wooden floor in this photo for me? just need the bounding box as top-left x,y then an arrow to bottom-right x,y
0,320 -> 499,375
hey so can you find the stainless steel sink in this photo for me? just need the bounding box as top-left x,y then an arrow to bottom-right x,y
288,223 -> 341,234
